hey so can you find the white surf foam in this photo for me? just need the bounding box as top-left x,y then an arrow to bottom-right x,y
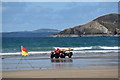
54,46 -> 120,50
1,49 -> 119,56
72,50 -> 119,53
100,46 -> 120,49
1,46 -> 119,56
0,51 -> 51,56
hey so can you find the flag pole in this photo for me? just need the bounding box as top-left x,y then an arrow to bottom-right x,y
21,46 -> 22,56
21,46 -> 22,52
16,46 -> 23,69
16,46 -> 34,69
21,46 -> 34,69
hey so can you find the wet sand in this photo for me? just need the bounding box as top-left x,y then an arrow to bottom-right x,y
19,56 -> 118,60
3,68 -> 118,78
2,55 -> 118,78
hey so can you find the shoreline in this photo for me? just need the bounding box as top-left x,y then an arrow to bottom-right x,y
20,56 -> 118,60
50,34 -> 120,37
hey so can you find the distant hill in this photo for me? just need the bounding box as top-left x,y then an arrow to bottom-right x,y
33,29 -> 60,32
52,14 -> 120,37
2,29 -> 60,37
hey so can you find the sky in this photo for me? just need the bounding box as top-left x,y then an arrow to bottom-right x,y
2,2 -> 118,32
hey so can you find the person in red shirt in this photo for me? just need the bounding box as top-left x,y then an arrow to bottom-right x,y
55,48 -> 60,54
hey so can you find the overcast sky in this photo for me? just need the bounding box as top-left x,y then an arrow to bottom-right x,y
2,2 -> 118,32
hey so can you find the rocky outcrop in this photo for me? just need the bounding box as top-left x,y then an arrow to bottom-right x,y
51,14 -> 120,37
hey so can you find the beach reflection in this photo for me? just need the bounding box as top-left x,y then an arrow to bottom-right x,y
51,59 -> 73,63
50,59 -> 73,69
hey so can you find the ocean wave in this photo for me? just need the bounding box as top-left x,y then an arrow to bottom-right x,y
0,51 -> 51,56
2,46 -> 119,53
0,50 -> 119,56
72,50 -> 119,53
1,46 -> 119,56
54,46 -> 120,50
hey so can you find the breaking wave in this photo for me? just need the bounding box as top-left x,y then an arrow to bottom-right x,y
54,46 -> 120,50
1,46 -> 119,56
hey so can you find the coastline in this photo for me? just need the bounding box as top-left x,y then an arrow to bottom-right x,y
50,34 -> 120,37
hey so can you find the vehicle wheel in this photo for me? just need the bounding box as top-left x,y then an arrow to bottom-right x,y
55,54 -> 59,58
60,54 -> 65,58
51,54 -> 54,58
68,52 -> 73,58
50,52 -> 55,59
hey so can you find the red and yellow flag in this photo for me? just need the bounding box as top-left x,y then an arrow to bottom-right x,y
21,46 -> 28,56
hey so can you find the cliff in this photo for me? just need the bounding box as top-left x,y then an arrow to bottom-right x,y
51,14 -> 120,37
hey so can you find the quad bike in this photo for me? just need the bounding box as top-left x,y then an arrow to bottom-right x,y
50,51 -> 73,59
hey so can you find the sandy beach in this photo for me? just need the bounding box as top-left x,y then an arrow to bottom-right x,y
3,68 -> 118,78
2,50 -> 119,78
2,56 -> 119,78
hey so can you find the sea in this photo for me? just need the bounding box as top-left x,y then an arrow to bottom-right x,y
2,37 -> 119,71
